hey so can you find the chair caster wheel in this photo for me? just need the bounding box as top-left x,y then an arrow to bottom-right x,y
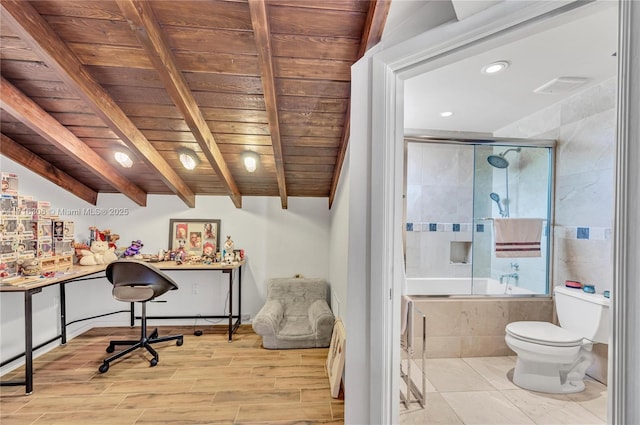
150,329 -> 158,339
106,345 -> 115,353
150,358 -> 158,367
177,338 -> 183,346
98,363 -> 109,373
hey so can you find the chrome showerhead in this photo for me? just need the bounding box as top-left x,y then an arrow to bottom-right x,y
490,192 -> 506,217
487,147 -> 521,169
487,154 -> 509,169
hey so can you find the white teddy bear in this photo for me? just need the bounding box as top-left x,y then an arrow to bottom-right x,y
79,240 -> 118,266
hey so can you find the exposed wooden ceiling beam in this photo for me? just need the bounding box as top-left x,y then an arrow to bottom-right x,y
116,0 -> 243,208
359,1 -> 394,56
248,0 -> 288,209
329,0 -> 392,208
0,133 -> 99,205
0,0 -> 196,208
0,78 -> 145,206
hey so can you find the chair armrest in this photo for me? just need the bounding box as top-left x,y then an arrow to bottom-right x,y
252,300 -> 284,335
308,299 -> 334,333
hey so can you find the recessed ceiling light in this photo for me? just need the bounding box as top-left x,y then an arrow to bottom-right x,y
481,60 -> 510,75
178,148 -> 200,170
114,151 -> 133,168
242,151 -> 260,173
440,111 -> 454,117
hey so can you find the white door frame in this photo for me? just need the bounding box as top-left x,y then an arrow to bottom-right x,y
364,1 -> 638,423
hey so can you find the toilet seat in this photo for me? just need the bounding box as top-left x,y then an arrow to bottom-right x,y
506,321 -> 584,347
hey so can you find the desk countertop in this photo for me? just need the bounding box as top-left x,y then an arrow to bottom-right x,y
0,264 -> 106,292
0,260 -> 246,292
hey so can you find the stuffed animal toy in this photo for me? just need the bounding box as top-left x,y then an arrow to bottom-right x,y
79,240 -> 118,266
89,226 -> 106,242
102,241 -> 119,264
224,251 -> 234,265
123,240 -> 144,258
174,239 -> 186,264
108,233 -> 120,250
73,241 -> 90,263
175,252 -> 185,265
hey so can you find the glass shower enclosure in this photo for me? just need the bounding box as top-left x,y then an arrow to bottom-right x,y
403,134 -> 554,296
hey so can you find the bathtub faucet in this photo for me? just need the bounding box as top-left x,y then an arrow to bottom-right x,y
499,272 -> 519,286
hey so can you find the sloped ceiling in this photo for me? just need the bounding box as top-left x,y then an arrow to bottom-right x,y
0,0 -> 391,209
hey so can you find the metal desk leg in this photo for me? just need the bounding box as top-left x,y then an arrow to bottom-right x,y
60,283 -> 67,344
24,289 -> 34,395
238,266 -> 242,325
1,287 -> 40,394
226,269 -> 233,342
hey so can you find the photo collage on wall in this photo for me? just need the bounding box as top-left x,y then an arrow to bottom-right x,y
169,219 -> 220,258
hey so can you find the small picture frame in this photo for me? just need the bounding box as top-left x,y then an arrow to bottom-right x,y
168,219 -> 220,257
326,318 -> 345,398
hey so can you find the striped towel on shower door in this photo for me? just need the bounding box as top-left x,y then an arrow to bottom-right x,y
494,218 -> 543,258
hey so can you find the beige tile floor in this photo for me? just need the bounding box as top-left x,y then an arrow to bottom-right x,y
400,356 -> 607,425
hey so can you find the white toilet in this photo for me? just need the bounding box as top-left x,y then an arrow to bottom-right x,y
505,286 -> 610,393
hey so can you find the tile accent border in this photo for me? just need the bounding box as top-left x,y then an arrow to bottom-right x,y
405,223 -> 474,233
557,226 -> 611,241
407,223 -> 610,241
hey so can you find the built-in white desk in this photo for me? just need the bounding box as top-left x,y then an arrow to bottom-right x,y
0,260 -> 245,394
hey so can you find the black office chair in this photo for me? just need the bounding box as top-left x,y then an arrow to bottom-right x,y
98,260 -> 183,373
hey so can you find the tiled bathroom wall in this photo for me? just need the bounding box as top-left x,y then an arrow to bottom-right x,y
495,76 -> 616,384
405,142 -> 552,293
404,78 -> 614,384
405,143 -> 474,278
405,222 -> 474,277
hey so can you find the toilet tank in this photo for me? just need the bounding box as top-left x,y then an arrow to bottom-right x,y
554,286 -> 610,343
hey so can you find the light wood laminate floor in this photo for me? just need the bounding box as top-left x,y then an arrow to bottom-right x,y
0,325 -> 343,425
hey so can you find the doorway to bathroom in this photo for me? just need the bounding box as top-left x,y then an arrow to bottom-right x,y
404,135 -> 554,297
345,0 -> 623,422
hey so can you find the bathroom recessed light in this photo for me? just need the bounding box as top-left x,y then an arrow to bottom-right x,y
440,111 -> 454,118
481,60 -> 510,75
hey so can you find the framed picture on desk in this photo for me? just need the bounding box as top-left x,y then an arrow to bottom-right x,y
169,219 -> 220,256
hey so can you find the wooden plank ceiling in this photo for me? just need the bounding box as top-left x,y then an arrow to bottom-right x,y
0,0 -> 390,208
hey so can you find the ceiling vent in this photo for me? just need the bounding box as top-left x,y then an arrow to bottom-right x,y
533,77 -> 589,95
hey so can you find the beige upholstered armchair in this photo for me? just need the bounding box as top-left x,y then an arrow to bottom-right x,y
252,278 -> 335,349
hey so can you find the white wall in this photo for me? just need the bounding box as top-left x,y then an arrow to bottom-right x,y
342,47 -> 376,424
329,148 -> 349,321
0,155 -> 331,374
613,3 -> 640,421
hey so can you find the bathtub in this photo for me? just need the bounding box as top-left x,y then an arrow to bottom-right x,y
405,277 -> 537,296
405,278 -> 552,357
